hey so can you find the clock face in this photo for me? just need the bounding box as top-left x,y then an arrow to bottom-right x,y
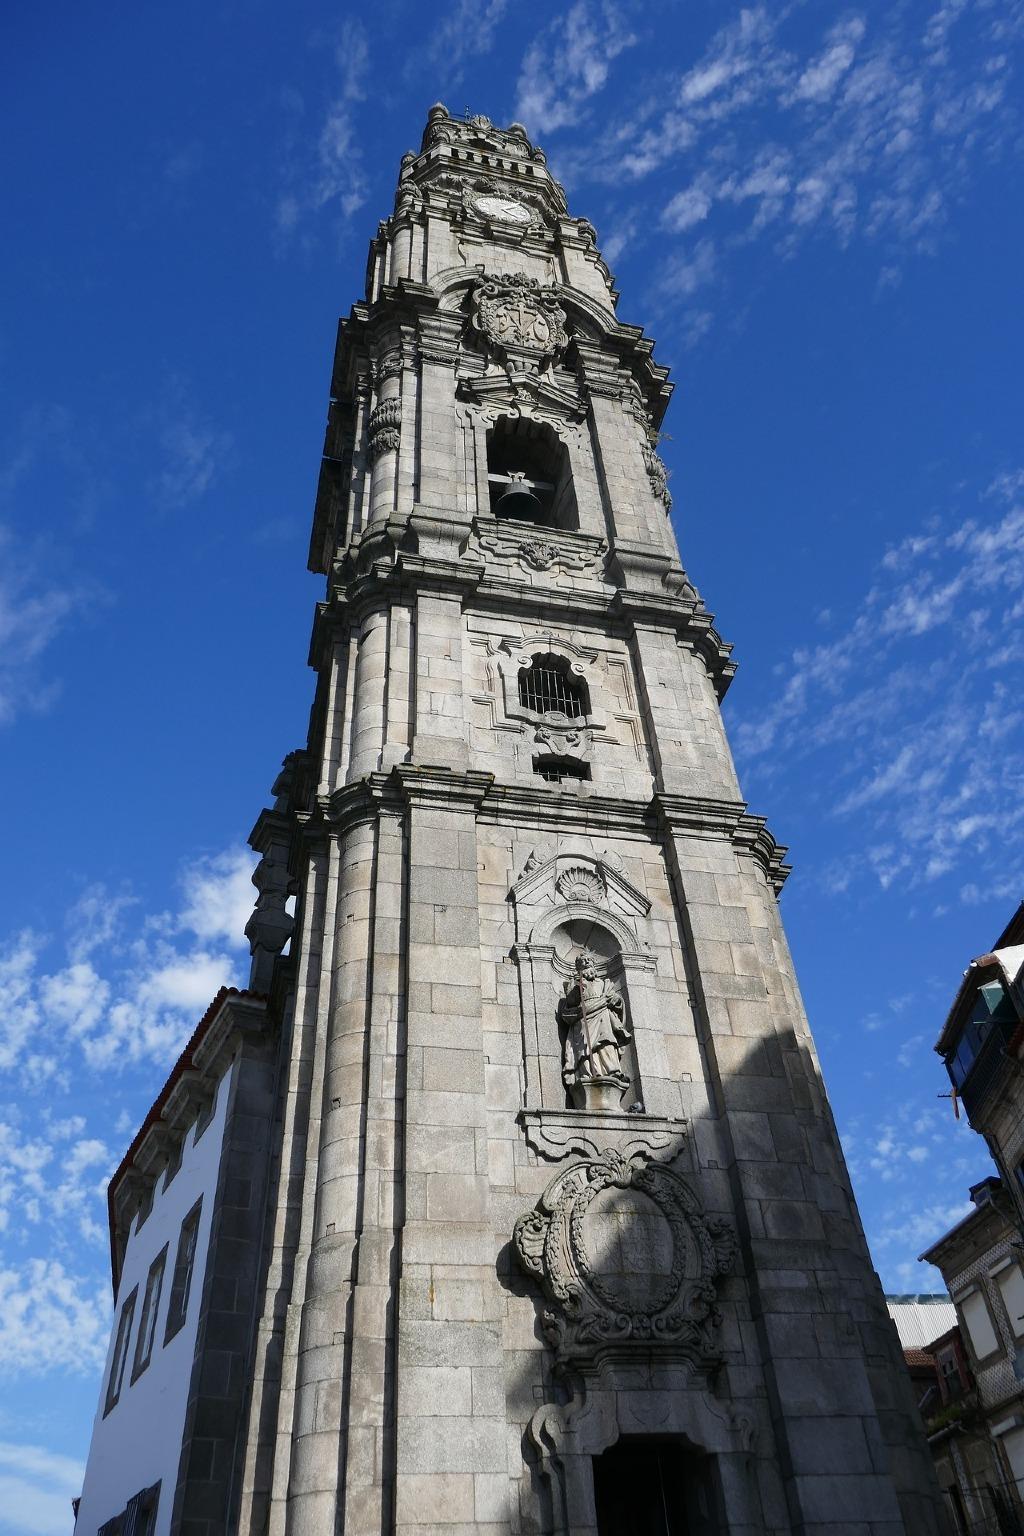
473,195 -> 532,226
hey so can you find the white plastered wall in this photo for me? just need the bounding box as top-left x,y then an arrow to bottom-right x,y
74,1060 -> 234,1536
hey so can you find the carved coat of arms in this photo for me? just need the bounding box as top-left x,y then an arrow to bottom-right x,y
513,1148 -> 736,1370
470,272 -> 569,366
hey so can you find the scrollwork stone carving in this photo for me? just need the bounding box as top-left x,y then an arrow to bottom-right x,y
470,272 -> 568,366
368,398 -> 401,461
513,1147 -> 735,1369
641,443 -> 672,511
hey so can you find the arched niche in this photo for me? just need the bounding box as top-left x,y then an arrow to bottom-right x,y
547,914 -> 642,1112
509,849 -> 679,1117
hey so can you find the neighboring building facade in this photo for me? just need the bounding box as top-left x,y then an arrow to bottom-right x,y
919,1181 -> 1024,1533
75,989 -> 275,1536
77,106 -> 948,1535
934,904 -> 1024,1240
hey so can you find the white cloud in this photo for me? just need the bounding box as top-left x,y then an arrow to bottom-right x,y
516,2 -> 637,135
422,0 -> 507,73
0,528 -> 92,728
544,2 -> 1023,326
0,1118 -> 112,1246
791,18 -> 865,103
0,933 -> 43,1073
40,963 -> 110,1038
178,845 -> 255,948
0,845 -> 252,1080
276,24 -> 370,237
732,467 -> 1024,900
0,1442 -> 84,1536
657,238 -> 717,298
0,1259 -> 110,1376
146,380 -> 232,514
662,183 -> 713,232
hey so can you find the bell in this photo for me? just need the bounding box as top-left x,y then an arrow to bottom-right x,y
496,474 -> 543,522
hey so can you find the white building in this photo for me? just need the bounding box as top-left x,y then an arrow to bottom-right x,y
74,988 -> 271,1536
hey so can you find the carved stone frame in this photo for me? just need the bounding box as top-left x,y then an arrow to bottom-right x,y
525,1373 -> 762,1536
490,636 -> 607,772
509,846 -> 680,1119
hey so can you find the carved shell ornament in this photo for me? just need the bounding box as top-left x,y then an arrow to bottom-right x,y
513,1148 -> 736,1368
555,866 -> 605,905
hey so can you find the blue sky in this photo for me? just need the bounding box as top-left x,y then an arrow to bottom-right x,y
2,0 -> 1023,1527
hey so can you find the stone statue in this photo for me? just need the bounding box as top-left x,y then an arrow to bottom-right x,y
557,955 -> 631,1110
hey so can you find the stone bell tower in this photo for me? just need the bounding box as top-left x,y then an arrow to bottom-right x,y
234,105 -> 946,1536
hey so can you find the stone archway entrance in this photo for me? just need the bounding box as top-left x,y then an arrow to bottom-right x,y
591,1437 -> 723,1536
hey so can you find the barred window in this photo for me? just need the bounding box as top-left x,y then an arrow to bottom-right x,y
533,755 -> 591,784
518,655 -> 589,718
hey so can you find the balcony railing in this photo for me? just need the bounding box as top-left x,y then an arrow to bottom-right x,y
960,1017 -> 1019,1120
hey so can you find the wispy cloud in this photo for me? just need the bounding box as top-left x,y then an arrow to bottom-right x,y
420,0 -> 509,78
732,468 -> 1024,899
0,845 -> 254,1080
516,1 -> 637,135
0,1440 -> 86,1536
0,1261 -> 110,1377
146,379 -> 232,513
0,527 -> 93,728
535,3 -> 1023,327
276,25 -> 370,240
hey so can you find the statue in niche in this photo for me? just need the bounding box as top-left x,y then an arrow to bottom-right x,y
558,955 -> 632,1111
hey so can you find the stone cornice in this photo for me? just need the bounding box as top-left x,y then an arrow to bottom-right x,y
315,775 -> 792,893
314,554 -> 737,698
652,794 -> 791,892
392,762 -> 494,811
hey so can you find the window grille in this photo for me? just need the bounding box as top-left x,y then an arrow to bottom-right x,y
518,656 -> 588,718
533,756 -> 591,784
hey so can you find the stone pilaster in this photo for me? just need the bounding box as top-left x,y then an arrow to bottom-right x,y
392,767 -> 511,1536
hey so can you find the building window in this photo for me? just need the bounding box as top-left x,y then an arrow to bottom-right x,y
162,1139 -> 183,1190
124,1482 -> 160,1536
948,980 -> 1017,1089
533,755 -> 591,784
518,655 -> 589,718
103,1285 -> 138,1416
131,1245 -> 168,1382
936,1344 -> 966,1401
97,1481 -> 159,1536
193,1076 -> 218,1142
996,1265 -> 1024,1340
959,1288 -> 1000,1362
164,1198 -> 202,1345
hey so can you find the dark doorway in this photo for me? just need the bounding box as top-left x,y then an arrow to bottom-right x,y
592,1438 -> 722,1536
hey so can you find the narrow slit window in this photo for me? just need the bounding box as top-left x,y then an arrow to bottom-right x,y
103,1285 -> 138,1416
164,1198 -> 203,1345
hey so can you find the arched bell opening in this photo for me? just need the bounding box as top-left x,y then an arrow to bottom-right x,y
551,918 -> 642,1112
486,416 -> 579,529
591,1436 -> 724,1536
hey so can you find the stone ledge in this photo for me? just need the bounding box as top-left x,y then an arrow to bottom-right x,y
517,1106 -> 689,1163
